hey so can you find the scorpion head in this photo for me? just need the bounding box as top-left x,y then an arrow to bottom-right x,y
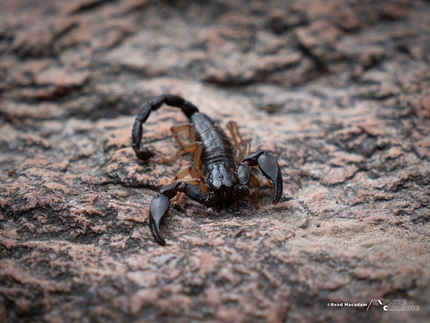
205,162 -> 248,201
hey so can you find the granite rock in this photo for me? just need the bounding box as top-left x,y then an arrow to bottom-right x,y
0,0 -> 429,322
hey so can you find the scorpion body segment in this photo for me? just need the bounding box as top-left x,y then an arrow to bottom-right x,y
132,95 -> 283,245
190,112 -> 243,199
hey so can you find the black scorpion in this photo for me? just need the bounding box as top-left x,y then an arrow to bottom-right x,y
132,95 -> 283,245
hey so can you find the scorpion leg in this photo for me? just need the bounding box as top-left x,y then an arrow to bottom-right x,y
249,173 -> 261,209
166,122 -> 205,198
170,168 -> 199,203
170,123 -> 196,150
238,150 -> 283,204
172,165 -> 204,184
132,95 -> 199,160
163,123 -> 199,164
227,121 -> 250,161
170,142 -> 206,202
164,141 -> 202,164
149,181 -> 213,245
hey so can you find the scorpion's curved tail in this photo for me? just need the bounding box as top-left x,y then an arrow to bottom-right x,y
132,95 -> 199,160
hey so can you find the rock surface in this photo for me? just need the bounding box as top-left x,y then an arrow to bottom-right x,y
0,0 -> 429,322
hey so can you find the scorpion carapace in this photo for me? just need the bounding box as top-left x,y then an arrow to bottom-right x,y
132,94 -> 283,245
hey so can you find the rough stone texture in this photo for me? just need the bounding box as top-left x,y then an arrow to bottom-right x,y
0,0 -> 429,322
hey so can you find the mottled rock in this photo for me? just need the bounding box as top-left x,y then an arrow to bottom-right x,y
1,0 -> 429,323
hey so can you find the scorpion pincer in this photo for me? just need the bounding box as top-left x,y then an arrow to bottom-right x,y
132,94 -> 283,245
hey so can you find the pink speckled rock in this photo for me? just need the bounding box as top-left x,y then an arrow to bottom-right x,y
0,0 -> 429,322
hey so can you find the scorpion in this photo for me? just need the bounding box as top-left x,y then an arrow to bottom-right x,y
132,94 -> 283,245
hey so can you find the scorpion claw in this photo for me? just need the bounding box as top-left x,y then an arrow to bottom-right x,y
256,151 -> 283,204
241,150 -> 283,205
149,194 -> 171,245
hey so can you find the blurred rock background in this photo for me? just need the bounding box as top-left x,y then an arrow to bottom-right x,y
0,0 -> 429,322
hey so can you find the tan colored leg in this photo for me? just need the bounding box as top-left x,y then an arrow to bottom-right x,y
166,123 -> 207,198
172,165 -> 193,182
170,123 -> 195,149
170,141 -> 207,197
191,142 -> 207,193
227,121 -> 240,151
164,142 -> 200,164
192,141 -> 203,168
226,121 -> 250,161
170,167 -> 191,203
172,156 -> 202,183
250,173 -> 260,209
163,123 -> 196,164
240,142 -> 251,162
